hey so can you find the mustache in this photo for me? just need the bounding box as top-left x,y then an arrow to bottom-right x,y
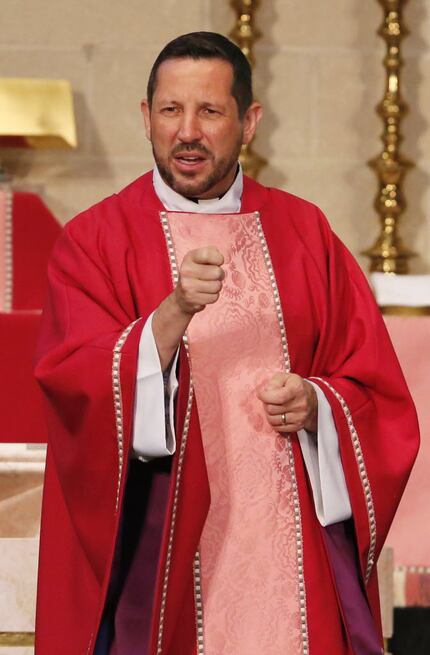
171,142 -> 212,157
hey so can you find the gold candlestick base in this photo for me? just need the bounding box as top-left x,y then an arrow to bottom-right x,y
364,150 -> 416,273
363,236 -> 415,274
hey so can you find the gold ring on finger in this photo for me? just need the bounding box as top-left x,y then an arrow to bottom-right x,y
281,413 -> 287,426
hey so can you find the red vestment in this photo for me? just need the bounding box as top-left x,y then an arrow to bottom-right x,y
35,172 -> 419,654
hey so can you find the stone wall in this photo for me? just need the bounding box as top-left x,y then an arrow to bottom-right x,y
2,1 -> 430,270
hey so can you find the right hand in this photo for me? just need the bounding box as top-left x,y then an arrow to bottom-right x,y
174,246 -> 225,315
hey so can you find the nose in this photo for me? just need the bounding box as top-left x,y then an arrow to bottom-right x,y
177,110 -> 202,142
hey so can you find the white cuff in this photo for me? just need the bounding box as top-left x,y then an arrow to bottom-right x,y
297,381 -> 352,526
132,312 -> 179,461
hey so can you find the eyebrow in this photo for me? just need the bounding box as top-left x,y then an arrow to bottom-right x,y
155,98 -> 226,109
200,101 -> 224,110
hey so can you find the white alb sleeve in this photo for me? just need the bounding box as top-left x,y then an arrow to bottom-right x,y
132,312 -> 179,461
297,381 -> 352,526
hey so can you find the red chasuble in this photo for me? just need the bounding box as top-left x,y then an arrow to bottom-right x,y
35,172 -> 419,655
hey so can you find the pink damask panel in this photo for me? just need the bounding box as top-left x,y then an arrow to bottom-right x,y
167,211 -> 303,654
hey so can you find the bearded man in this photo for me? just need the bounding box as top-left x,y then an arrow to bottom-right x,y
35,32 -> 419,655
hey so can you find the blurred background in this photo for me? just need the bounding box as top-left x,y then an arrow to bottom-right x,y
1,1 -> 429,269
1,1 -> 430,654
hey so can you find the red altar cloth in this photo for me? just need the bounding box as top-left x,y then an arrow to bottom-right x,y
0,189 -> 61,442
384,315 -> 430,570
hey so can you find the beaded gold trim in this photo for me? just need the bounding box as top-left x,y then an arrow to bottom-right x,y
112,319 -> 140,513
157,211 -> 195,655
254,212 -> 309,655
193,550 -> 205,654
310,377 -> 377,583
1,187 -> 13,312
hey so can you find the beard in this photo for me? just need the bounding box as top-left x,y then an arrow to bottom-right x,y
153,137 -> 243,199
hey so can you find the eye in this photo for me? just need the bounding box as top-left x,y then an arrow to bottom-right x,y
202,107 -> 219,116
161,106 -> 180,114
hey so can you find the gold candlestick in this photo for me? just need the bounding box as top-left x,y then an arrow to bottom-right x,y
363,0 -> 415,273
229,0 -> 267,179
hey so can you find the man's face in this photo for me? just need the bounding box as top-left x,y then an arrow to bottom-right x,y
141,57 -> 261,199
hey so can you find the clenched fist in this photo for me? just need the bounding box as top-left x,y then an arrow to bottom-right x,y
257,372 -> 318,434
174,246 -> 225,315
152,245 -> 225,370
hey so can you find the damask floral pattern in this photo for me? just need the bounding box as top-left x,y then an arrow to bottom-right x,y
167,212 -> 305,655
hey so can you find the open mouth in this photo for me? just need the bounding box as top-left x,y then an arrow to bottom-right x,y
173,153 -> 208,171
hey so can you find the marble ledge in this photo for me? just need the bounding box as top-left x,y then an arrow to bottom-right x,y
0,538 -> 38,633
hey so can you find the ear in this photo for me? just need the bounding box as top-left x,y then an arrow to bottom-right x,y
242,102 -> 263,146
140,99 -> 152,141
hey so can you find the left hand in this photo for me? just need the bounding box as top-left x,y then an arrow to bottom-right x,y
257,372 -> 318,434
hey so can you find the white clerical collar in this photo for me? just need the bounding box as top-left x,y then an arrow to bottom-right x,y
152,164 -> 243,214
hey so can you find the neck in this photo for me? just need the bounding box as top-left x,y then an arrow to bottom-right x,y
152,164 -> 243,214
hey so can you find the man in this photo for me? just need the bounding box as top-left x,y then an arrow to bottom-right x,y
35,32 -> 419,655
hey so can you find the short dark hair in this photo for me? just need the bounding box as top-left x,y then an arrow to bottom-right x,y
147,31 -> 253,118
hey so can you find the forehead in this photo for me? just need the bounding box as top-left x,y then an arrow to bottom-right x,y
153,57 -> 235,102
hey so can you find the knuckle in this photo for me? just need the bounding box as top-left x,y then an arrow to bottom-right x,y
181,278 -> 192,293
184,250 -> 197,264
180,263 -> 193,279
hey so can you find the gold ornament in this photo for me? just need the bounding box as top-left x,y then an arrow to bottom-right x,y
229,0 -> 267,179
363,0 -> 415,273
